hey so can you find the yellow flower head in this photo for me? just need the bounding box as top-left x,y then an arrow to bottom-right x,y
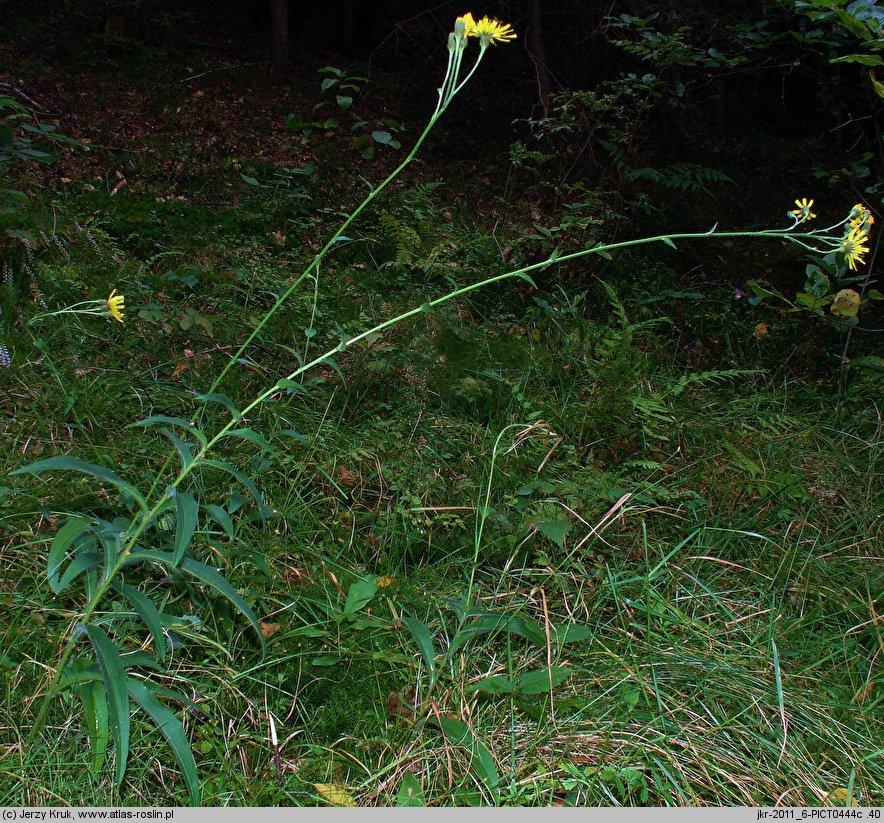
454,12 -> 476,40
468,14 -> 516,46
848,203 -> 874,232
789,198 -> 816,223
107,289 -> 125,323
839,227 -> 869,271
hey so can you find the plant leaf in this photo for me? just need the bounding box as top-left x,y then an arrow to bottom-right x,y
179,556 -> 266,655
127,678 -> 200,805
314,784 -> 358,807
173,491 -> 199,566
343,576 -> 377,618
85,625 -> 130,788
48,517 -> 93,593
115,582 -> 169,662
200,459 -> 267,521
396,773 -> 425,807
76,677 -> 109,774
436,716 -> 500,801
514,666 -> 572,695
401,617 -> 436,677
128,415 -> 208,448
11,457 -> 148,515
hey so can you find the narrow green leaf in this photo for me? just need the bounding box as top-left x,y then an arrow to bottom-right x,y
56,551 -> 103,594
219,427 -> 278,456
129,416 -> 208,448
401,617 -> 436,676
11,457 -> 148,515
205,503 -> 234,539
127,678 -> 200,805
193,392 -> 242,420
76,679 -> 109,774
85,625 -> 130,788
161,429 -> 194,470
116,582 -> 169,662
437,717 -> 500,799
173,492 -> 199,566
179,556 -> 266,655
48,517 -> 92,593
200,459 -> 267,521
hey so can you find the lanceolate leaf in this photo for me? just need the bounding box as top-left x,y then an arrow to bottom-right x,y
401,617 -> 436,678
436,716 -> 500,801
115,582 -> 169,662
85,625 -> 130,788
127,678 -> 200,806
200,459 -> 267,522
76,679 -> 109,774
48,517 -> 93,593
179,556 -> 266,655
11,457 -> 149,515
56,551 -> 103,594
128,415 -> 208,448
173,491 -> 199,566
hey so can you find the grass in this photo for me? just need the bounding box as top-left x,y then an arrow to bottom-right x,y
1,38 -> 882,808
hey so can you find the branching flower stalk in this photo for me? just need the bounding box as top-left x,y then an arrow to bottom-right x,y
203,14 -> 507,400
19,11 -> 876,799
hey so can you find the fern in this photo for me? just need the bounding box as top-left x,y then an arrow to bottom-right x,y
626,163 -> 735,195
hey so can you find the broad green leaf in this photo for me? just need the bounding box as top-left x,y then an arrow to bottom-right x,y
200,459 -> 267,521
343,576 -> 377,617
48,517 -> 92,593
396,773 -> 425,807
85,625 -> 130,788
831,54 -> 883,66
535,518 -> 572,548
76,678 -> 109,774
127,678 -> 200,805
179,556 -> 266,655
514,666 -> 572,695
205,503 -> 234,539
239,174 -> 260,186
116,582 -> 169,662
11,457 -> 148,515
401,617 -> 437,677
173,491 -> 199,566
129,416 -> 207,448
472,675 -> 514,695
436,716 -> 500,800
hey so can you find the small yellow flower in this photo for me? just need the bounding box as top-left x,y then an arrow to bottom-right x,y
107,289 -> 125,323
468,14 -> 516,46
839,227 -> 869,271
789,198 -> 816,223
849,203 -> 874,232
454,12 -> 476,39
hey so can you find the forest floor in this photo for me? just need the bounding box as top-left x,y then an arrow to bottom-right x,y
1,12 -> 882,807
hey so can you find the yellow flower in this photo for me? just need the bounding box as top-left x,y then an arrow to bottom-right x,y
849,203 -> 874,232
107,289 -> 125,323
454,12 -> 476,39
468,14 -> 516,46
839,227 -> 869,271
789,198 -> 816,223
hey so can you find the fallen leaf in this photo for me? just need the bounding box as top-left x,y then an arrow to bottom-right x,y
377,576 -> 397,588
754,322 -> 769,339
313,784 -> 357,807
260,622 -> 281,639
